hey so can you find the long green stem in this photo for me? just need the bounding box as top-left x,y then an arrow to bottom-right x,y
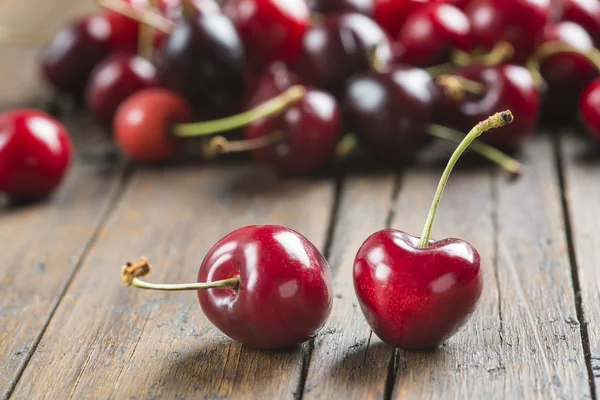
131,277 -> 240,291
427,124 -> 521,175
418,111 -> 514,248
173,86 -> 306,138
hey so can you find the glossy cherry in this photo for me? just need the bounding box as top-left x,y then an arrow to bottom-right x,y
561,0 -> 600,47
309,0 -> 374,15
353,111 -> 513,350
0,109 -> 73,201
224,0 -> 310,65
343,65 -> 435,162
298,12 -> 393,97
86,53 -> 161,125
160,13 -> 245,117
373,0 -> 432,37
465,0 -> 551,63
396,3 -> 471,67
580,78 -> 600,141
42,14 -> 113,97
436,64 -> 540,150
121,225 -> 333,349
539,22 -> 599,124
242,62 -> 305,111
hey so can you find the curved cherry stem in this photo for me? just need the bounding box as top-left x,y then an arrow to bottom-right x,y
121,257 -> 240,291
526,41 -> 600,89
137,0 -> 156,59
452,41 -> 514,68
206,130 -> 285,156
173,86 -> 305,138
418,111 -> 514,248
97,0 -> 173,33
427,124 -> 521,176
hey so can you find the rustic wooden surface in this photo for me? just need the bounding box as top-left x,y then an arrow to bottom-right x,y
0,1 -> 599,399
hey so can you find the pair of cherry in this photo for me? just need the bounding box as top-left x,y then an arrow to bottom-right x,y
121,111 -> 513,351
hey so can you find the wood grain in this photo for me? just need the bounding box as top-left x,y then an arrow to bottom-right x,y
303,172 -> 396,399
560,132 -> 600,397
12,165 -> 335,399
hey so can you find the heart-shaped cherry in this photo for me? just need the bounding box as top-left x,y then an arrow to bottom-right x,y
561,0 -> 600,48
353,111 -> 513,350
0,109 -> 73,202
580,78 -> 600,141
120,225 -> 333,349
86,53 -> 161,125
309,0 -> 374,15
42,14 -> 113,97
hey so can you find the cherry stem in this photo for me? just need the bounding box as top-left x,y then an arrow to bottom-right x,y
207,130 -> 285,155
452,41 -> 514,68
137,0 -> 156,60
367,42 -> 390,73
526,41 -> 600,89
335,133 -> 359,159
418,111 -> 514,248
427,124 -> 521,176
121,257 -> 240,291
97,0 -> 173,33
435,74 -> 486,102
173,85 -> 306,138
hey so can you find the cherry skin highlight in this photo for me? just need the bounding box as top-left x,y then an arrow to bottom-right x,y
113,88 -> 194,162
197,225 -> 333,349
561,0 -> 600,47
580,78 -> 600,141
353,230 -> 482,350
0,109 -> 73,201
86,53 -> 161,125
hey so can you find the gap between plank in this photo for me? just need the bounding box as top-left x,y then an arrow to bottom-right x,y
491,170 -> 504,349
553,133 -> 597,399
5,163 -> 134,400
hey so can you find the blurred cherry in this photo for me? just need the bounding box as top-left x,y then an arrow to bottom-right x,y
309,0 -> 374,15
580,78 -> 600,141
373,0 -> 432,37
561,0 -> 600,47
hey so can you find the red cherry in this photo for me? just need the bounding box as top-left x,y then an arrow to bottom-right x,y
242,62 -> 305,110
444,0 -> 472,9
397,3 -> 471,67
86,53 -> 161,125
562,0 -> 600,47
197,225 -> 333,349
580,78 -> 600,140
354,230 -> 482,349
0,109 -> 73,201
308,0 -> 374,15
465,0 -> 551,62
104,0 -> 142,54
243,87 -> 342,174
298,12 -> 393,97
373,0 -> 433,37
437,64 -> 540,150
224,0 -> 310,64
113,88 -> 194,162
42,14 -> 113,97
539,22 -> 598,124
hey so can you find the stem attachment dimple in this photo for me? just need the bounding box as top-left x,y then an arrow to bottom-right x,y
418,111 -> 514,249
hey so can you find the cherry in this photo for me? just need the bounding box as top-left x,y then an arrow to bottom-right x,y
86,53 -> 161,125
104,0 -> 143,54
297,12 -> 393,97
465,0 -> 551,63
242,62 -> 305,111
160,13 -> 245,117
121,225 -> 333,349
308,0 -> 374,15
353,111 -> 513,350
396,3 -> 471,67
373,0 -> 432,37
561,0 -> 600,48
0,109 -> 73,202
580,78 -> 600,141
436,64 -> 540,150
343,65 -> 435,163
538,22 -> 599,124
42,14 -> 113,97
224,0 -> 310,64
444,0 -> 472,9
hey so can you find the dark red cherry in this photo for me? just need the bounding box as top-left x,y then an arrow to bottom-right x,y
114,88 -> 194,162
562,0 -> 600,47
160,13 -> 245,117
86,53 -> 161,125
298,12 -> 392,97
42,14 -> 112,97
308,0 -> 374,15
343,65 -> 435,162
197,225 -> 333,349
224,0 -> 310,64
465,0 -> 551,62
0,109 -> 73,201
244,87 -> 342,174
353,230 -> 482,350
397,3 -> 471,67
243,62 -> 305,110
539,22 -> 598,124
580,78 -> 600,141
373,0 -> 433,37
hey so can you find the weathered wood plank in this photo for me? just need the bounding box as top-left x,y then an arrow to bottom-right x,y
560,132 -> 600,397
12,165 -> 335,399
303,172 -> 396,399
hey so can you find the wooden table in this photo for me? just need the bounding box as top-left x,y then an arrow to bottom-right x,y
1,1 -> 599,399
